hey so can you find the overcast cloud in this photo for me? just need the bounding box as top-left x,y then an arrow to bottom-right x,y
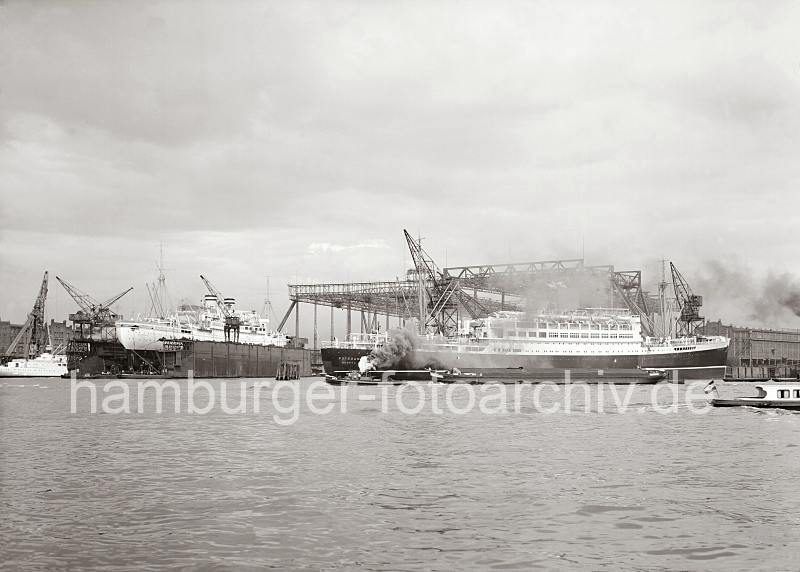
1,1 -> 799,330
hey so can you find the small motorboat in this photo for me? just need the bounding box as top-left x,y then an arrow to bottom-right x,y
644,368 -> 668,381
711,382 -> 800,410
440,369 -> 485,384
324,369 -> 444,385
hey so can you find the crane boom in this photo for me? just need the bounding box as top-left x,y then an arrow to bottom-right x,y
670,262 -> 704,336
403,229 -> 487,336
101,287 -> 134,309
199,275 -> 233,318
56,277 -> 133,340
199,275 -> 241,342
4,271 -> 49,358
56,276 -> 100,314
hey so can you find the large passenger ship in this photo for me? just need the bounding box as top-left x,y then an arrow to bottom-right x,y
117,294 -> 288,352
321,309 -> 729,379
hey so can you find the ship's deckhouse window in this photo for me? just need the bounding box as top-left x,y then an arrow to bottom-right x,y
539,332 -> 546,338
778,389 -> 790,398
794,390 -> 800,398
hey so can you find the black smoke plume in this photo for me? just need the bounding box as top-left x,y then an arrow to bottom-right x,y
360,327 -> 420,372
695,260 -> 800,326
759,273 -> 800,318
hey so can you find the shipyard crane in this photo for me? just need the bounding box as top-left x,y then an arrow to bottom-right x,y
404,230 -> 488,336
199,275 -> 241,342
4,271 -> 49,359
670,262 -> 704,336
56,276 -> 133,340
610,271 -> 655,337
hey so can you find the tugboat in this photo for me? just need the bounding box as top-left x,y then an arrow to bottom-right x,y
710,382 -> 800,411
324,369 -> 445,385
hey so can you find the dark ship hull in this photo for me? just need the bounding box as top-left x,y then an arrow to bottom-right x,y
322,344 -> 728,381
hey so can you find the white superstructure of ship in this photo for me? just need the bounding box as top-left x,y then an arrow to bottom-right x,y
0,352 -> 68,378
322,309 -> 730,372
117,293 -> 288,352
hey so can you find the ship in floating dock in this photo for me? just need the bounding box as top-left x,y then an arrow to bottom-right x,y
116,293 -> 289,352
65,274 -> 316,379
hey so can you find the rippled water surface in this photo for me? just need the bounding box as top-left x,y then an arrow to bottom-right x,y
2,377 -> 800,571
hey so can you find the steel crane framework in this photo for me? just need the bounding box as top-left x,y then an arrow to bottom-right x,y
4,271 -> 49,358
199,274 -> 241,342
281,229 -> 664,339
56,276 -> 133,340
670,262 -> 705,336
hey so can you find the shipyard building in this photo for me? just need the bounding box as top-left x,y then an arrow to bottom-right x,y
0,319 -> 73,357
701,320 -> 800,379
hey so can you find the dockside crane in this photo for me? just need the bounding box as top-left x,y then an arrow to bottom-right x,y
670,262 -> 704,336
404,229 -> 488,336
610,271 -> 655,337
4,271 -> 49,359
199,275 -> 241,342
56,276 -> 133,340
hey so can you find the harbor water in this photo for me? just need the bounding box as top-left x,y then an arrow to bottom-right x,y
1,377 -> 799,570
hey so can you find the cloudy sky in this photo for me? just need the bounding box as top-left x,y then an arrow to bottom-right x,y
1,1 -> 799,332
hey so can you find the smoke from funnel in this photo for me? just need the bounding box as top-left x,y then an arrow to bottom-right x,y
358,356 -> 375,373
522,270 -> 613,315
358,326 -> 420,373
695,260 -> 800,326
760,273 -> 800,318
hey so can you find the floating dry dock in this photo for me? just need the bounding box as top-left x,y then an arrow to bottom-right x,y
67,339 -> 316,378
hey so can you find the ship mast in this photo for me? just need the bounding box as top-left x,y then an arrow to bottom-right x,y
659,258 -> 668,337
263,276 -> 275,323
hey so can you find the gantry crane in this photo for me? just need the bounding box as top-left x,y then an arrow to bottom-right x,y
404,229 -> 488,336
56,276 -> 133,340
199,275 -> 241,342
670,262 -> 704,336
4,271 -> 49,359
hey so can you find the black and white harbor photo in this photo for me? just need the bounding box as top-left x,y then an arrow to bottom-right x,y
1,1 -> 799,570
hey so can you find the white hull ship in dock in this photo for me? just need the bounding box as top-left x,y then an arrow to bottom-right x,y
117,293 -> 288,352
322,309 -> 730,381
